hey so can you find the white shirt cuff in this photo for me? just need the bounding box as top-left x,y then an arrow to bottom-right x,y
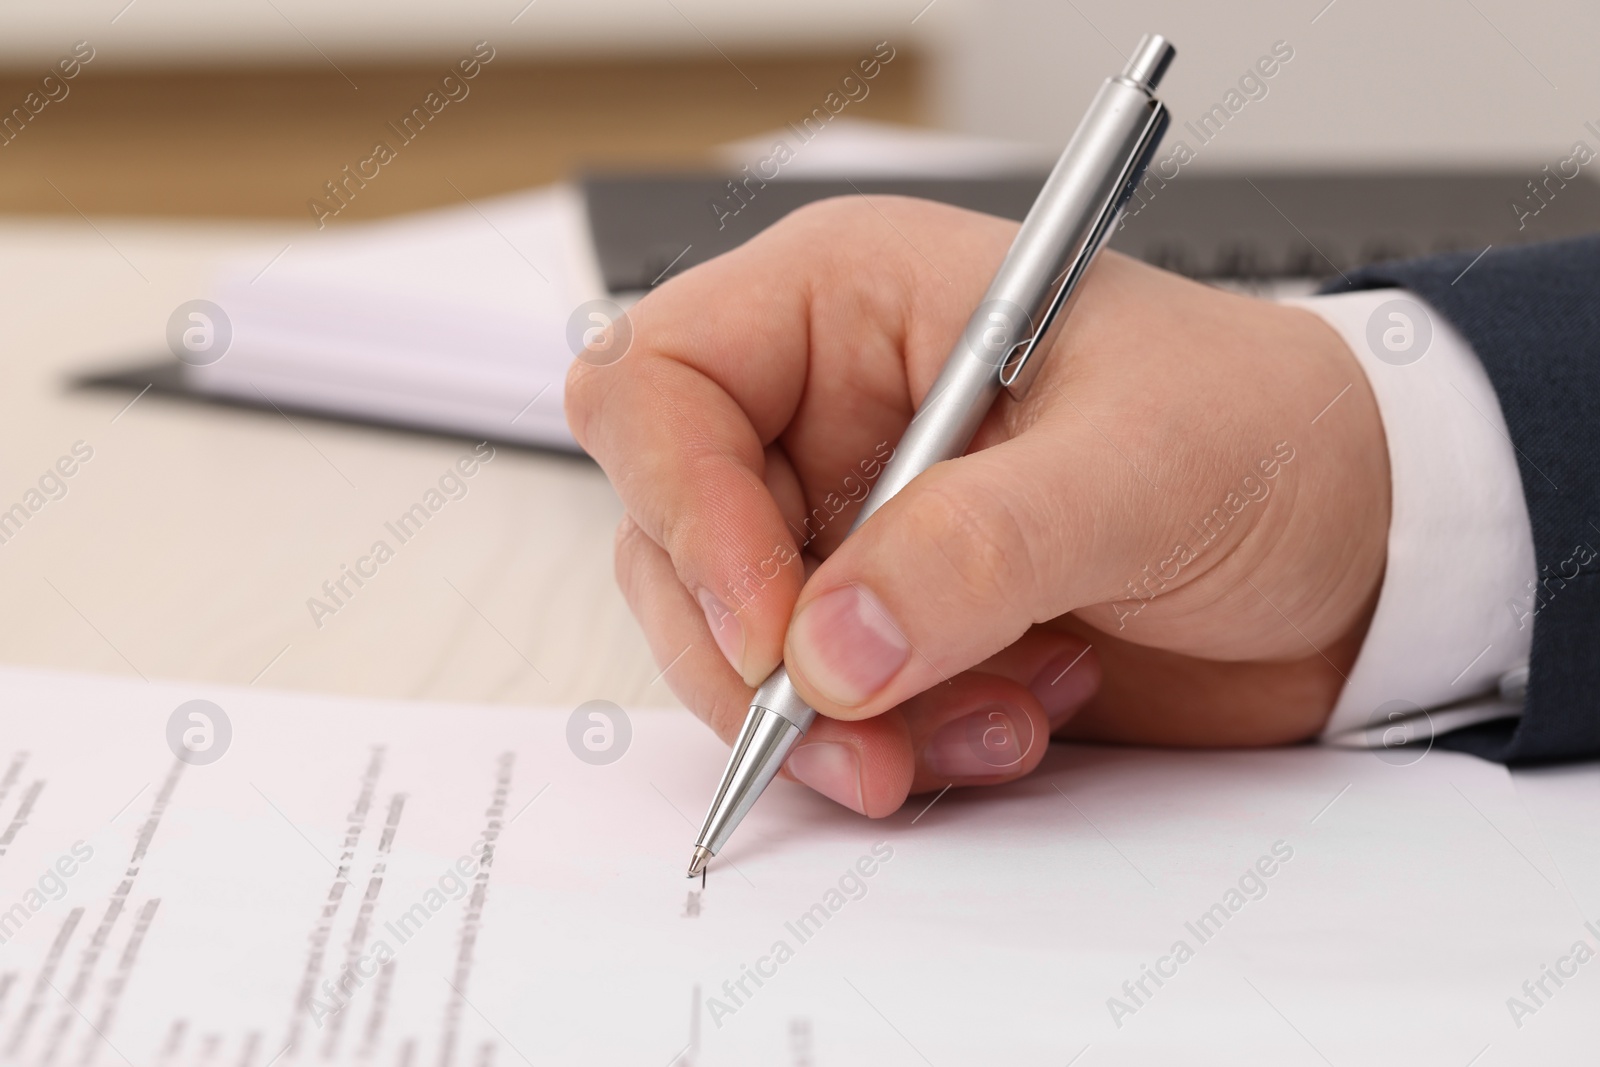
1285,289 -> 1537,746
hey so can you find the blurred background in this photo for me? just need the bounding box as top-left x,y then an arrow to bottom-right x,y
2,0 -> 1596,220
0,0 -> 1596,707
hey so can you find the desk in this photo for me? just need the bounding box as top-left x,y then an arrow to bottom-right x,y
0,54 -> 923,220
0,216 -> 660,713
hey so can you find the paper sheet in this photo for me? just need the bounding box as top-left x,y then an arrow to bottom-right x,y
713,118 -> 1055,179
187,185 -> 602,451
0,666 -> 1591,1066
1512,763 -> 1600,915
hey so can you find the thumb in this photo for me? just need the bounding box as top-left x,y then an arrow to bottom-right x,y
781,421 -> 1156,721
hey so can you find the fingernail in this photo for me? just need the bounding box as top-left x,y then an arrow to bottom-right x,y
697,587 -> 743,676
1029,647 -> 1098,728
788,585 -> 910,707
924,705 -> 1027,779
786,741 -> 865,814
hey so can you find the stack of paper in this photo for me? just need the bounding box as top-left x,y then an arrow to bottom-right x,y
713,117 -> 1052,177
0,666 -> 1592,1065
187,185 -> 601,451
181,123 -> 1048,453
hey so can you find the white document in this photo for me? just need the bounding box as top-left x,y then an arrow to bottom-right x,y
0,666 -> 1591,1066
187,185 -> 602,453
714,118 -> 1054,178
184,122 -> 1054,456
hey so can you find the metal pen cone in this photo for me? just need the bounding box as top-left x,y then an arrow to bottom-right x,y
691,702 -> 807,860
686,845 -> 711,878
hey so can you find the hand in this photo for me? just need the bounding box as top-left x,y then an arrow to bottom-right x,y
566,196 -> 1389,817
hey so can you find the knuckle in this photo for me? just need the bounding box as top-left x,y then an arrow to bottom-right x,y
782,194 -> 873,232
562,358 -> 602,448
905,478 -> 1029,607
768,196 -> 895,257
612,516 -> 650,599
703,687 -> 755,745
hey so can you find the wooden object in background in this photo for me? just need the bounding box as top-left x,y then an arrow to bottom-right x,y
0,51 -> 923,220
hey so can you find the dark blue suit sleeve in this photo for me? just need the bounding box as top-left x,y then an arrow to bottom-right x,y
1323,235 -> 1600,764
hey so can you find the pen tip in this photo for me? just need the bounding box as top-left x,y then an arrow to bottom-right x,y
686,846 -> 712,879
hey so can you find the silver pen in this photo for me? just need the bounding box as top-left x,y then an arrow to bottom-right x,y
687,34 -> 1177,877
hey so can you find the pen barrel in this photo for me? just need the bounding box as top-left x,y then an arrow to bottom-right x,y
852,76 -> 1167,528
740,75 -> 1168,743
693,38 -> 1174,863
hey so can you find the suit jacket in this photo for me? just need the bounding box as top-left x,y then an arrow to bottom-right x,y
1329,235 -> 1600,763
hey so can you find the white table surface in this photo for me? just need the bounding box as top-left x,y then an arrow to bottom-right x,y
0,216 -> 662,712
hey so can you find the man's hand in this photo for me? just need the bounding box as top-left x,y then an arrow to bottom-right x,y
566,196 -> 1389,817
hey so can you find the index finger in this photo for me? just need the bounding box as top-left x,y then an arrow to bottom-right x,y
565,197 -> 987,687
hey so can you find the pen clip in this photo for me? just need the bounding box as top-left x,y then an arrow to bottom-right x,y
999,103 -> 1170,400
